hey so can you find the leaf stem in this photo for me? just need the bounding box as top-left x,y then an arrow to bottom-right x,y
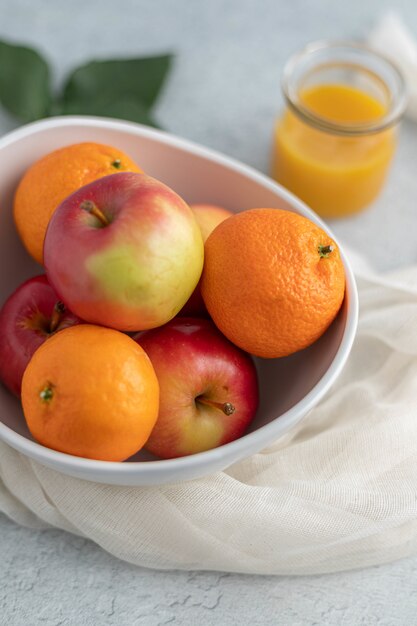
80,200 -> 109,226
49,301 -> 65,333
196,397 -> 236,416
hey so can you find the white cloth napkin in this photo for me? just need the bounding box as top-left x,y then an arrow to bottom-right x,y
368,12 -> 417,121
1,252 -> 417,575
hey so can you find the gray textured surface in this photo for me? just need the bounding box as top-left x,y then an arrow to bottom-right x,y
1,0 -> 417,624
2,512 -> 417,626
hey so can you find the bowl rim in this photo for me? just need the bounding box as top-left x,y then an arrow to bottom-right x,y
0,115 -> 359,478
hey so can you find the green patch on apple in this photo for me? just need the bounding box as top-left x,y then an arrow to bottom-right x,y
86,244 -> 152,307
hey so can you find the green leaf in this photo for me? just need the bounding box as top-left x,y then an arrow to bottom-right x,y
0,40 -> 51,121
54,94 -> 161,128
62,54 -> 173,113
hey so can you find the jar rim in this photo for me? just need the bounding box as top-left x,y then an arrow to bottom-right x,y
282,40 -> 408,136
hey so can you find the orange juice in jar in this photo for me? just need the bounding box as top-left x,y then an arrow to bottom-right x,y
272,42 -> 407,217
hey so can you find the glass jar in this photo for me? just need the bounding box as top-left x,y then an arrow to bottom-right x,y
271,41 -> 407,217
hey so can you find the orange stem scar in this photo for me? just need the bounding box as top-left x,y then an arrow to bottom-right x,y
318,244 -> 334,258
39,385 -> 54,403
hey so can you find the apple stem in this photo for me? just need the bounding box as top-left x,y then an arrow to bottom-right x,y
49,301 -> 65,333
39,385 -> 54,403
318,244 -> 334,258
196,397 -> 236,416
80,200 -> 109,226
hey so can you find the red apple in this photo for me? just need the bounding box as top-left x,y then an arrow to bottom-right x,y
44,172 -> 204,331
0,275 -> 81,396
179,204 -> 233,317
136,317 -> 259,458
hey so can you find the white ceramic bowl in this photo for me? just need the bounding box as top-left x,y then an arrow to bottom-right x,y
0,117 -> 358,486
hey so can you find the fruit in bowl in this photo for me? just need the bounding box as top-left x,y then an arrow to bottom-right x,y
14,141 -> 142,265
201,208 -> 346,358
190,203 -> 234,241
179,203 -> 233,317
136,317 -> 259,459
0,117 -> 358,486
44,172 -> 204,331
0,275 -> 82,397
21,325 -> 159,462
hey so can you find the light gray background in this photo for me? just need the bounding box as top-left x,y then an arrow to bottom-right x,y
1,0 -> 417,624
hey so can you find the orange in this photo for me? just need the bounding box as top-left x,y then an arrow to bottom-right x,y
21,324 -> 159,462
201,208 -> 345,358
14,142 -> 142,265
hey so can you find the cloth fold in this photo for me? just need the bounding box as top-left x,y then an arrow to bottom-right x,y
1,252 -> 417,575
